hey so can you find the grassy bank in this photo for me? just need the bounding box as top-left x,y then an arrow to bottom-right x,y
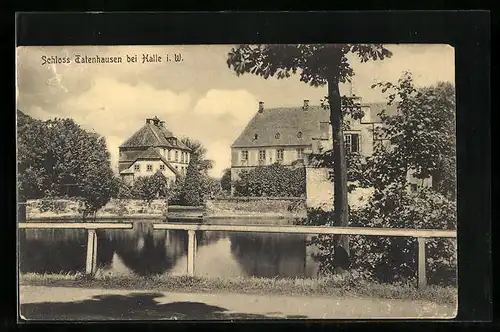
20,272 -> 457,306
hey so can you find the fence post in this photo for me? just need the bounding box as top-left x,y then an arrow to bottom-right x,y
85,229 -> 98,276
417,237 -> 427,289
187,230 -> 196,276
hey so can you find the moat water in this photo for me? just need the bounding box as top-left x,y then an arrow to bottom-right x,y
19,219 -> 321,278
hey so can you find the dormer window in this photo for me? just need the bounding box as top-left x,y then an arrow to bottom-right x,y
254,133 -> 259,140
275,133 -> 280,139
297,131 -> 303,138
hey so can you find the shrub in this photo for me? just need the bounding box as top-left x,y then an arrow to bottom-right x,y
233,163 -> 306,197
304,185 -> 457,286
131,171 -> 169,204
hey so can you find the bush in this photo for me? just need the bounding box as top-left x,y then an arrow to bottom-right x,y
131,171 -> 169,204
233,163 -> 306,197
304,185 -> 457,286
178,160 -> 204,206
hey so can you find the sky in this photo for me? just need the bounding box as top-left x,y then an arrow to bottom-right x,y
16,44 -> 454,178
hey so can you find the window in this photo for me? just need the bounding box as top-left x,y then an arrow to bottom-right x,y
241,150 -> 249,161
146,164 -> 153,172
167,149 -> 171,161
175,151 -> 178,161
181,152 -> 184,163
276,149 -> 284,160
345,134 -> 360,153
134,164 -> 140,172
275,133 -> 281,139
254,133 -> 259,140
410,183 -> 418,193
297,148 -> 304,160
160,164 -> 165,171
259,150 -> 266,160
297,131 -> 303,138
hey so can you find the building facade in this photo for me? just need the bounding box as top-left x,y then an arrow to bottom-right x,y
230,100 -> 393,177
119,116 -> 191,186
230,99 -> 430,206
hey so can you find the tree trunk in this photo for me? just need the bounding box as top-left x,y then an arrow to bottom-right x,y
328,78 -> 350,255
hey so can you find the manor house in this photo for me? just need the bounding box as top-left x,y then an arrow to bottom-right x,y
119,116 -> 191,186
230,99 -> 431,209
230,99 -> 395,177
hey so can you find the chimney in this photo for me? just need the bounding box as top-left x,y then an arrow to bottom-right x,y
303,99 -> 310,111
146,118 -> 152,124
258,101 -> 264,113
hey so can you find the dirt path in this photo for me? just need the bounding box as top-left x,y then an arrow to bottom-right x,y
19,286 -> 456,320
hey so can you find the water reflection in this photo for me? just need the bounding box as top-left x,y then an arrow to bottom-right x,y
19,221 -> 319,278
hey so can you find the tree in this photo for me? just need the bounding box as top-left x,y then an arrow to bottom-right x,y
303,74 -> 457,282
365,73 -> 456,199
180,137 -> 213,174
17,111 -> 117,218
132,171 -> 169,204
178,137 -> 217,205
220,168 -> 232,192
227,44 -> 392,254
179,159 -> 205,206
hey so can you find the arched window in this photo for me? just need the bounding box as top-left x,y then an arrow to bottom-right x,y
297,131 -> 303,138
275,133 -> 280,139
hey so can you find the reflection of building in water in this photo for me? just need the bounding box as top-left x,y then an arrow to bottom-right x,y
228,232 -> 307,278
19,223 -> 232,277
102,222 -> 188,276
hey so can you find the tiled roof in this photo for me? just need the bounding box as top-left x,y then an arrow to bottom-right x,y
125,147 -> 180,177
120,120 -> 191,151
231,102 -> 397,148
231,105 -> 329,148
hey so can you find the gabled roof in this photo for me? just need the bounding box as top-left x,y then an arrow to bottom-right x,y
122,147 -> 181,177
231,102 -> 398,148
231,105 -> 329,148
120,119 -> 191,151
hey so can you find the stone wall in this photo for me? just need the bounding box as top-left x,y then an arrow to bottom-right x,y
25,198 -> 168,220
205,197 -> 307,218
305,167 -> 373,211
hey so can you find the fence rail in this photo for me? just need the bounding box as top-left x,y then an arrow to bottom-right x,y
18,222 -> 457,289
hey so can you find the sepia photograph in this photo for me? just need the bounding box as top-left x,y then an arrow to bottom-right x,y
17,43 -> 458,320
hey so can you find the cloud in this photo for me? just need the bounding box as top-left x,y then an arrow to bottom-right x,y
193,89 -> 258,127
59,77 -> 192,138
205,140 -> 232,178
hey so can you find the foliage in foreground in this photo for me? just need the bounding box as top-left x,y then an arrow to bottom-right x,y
305,186 -> 457,285
301,74 -> 457,285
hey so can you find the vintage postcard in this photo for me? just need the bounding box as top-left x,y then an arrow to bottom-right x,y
17,44 -> 458,320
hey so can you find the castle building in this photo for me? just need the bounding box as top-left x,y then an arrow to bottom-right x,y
230,99 -> 396,179
119,116 -> 191,186
230,99 -> 430,207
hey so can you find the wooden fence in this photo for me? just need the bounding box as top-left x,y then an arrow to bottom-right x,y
18,222 -> 457,289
